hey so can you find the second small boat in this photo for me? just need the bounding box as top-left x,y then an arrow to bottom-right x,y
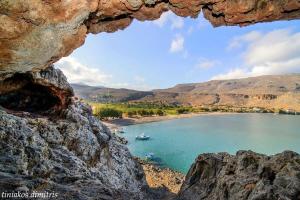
135,133 -> 150,140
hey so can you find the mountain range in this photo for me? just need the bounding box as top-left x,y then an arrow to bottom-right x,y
71,74 -> 300,111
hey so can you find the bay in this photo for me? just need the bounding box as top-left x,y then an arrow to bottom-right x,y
123,113 -> 300,173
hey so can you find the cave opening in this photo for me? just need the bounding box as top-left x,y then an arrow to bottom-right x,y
0,74 -> 62,114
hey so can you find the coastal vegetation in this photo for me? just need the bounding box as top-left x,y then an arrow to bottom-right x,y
90,102 -> 194,119
94,107 -> 123,120
88,101 -> 300,120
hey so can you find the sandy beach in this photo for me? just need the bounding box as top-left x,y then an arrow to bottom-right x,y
103,112 -> 239,128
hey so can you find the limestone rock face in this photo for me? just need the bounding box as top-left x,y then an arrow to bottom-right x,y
178,151 -> 300,200
1,0 -> 300,80
0,101 -> 149,200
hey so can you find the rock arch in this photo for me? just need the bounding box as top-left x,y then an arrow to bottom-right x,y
1,0 -> 300,79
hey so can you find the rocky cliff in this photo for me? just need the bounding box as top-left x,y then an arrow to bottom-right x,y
0,67 -> 151,199
178,151 -> 300,200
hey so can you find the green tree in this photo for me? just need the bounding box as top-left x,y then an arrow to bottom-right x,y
137,109 -> 149,116
177,107 -> 190,114
127,110 -> 137,117
96,108 -> 123,120
156,109 -> 165,116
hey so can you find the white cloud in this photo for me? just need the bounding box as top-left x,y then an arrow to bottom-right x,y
171,17 -> 184,29
227,31 -> 262,50
244,29 -> 300,66
196,58 -> 220,69
212,68 -> 249,80
170,34 -> 185,53
153,12 -> 171,27
153,11 -> 184,29
55,57 -> 155,91
55,56 -> 112,86
213,29 -> 300,80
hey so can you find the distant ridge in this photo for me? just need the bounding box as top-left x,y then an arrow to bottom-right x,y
71,84 -> 153,103
72,74 -> 300,111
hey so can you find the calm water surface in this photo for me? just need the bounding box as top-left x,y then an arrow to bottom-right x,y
123,113 -> 300,173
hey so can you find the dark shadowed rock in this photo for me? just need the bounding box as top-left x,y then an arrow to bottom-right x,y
0,66 -> 73,113
178,151 -> 300,200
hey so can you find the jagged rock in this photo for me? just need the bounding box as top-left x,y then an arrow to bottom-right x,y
178,151 -> 300,200
1,0 -> 300,80
0,101 -> 149,200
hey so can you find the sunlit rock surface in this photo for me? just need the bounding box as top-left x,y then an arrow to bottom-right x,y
0,101 -> 149,199
1,0 -> 300,79
178,151 -> 300,200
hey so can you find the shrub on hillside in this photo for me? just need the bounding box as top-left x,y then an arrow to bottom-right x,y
95,107 -> 123,120
127,110 -> 137,117
137,109 -> 150,116
176,107 -> 190,114
156,109 -> 165,116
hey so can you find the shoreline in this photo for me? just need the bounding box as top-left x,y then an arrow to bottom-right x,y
103,118 -> 186,196
103,112 -> 240,128
137,158 -> 185,195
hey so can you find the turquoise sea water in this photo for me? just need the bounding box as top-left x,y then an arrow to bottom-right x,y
123,113 -> 300,173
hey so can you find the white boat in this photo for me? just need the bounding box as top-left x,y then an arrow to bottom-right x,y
135,133 -> 150,140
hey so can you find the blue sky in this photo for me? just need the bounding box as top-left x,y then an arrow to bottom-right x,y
55,12 -> 300,90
